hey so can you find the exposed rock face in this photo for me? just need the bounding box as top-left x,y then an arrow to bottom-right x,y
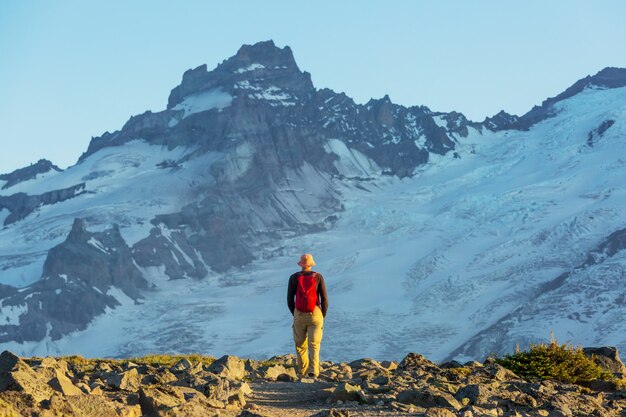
483,110 -> 520,131
0,219 -> 147,342
80,40 -> 456,176
0,159 -> 62,190
82,40 -> 461,281
587,119 -> 615,146
0,182 -> 87,225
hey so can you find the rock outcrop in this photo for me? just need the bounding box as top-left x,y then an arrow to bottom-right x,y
0,159 -> 62,190
0,182 -> 87,225
0,219 -> 147,342
485,67 -> 626,131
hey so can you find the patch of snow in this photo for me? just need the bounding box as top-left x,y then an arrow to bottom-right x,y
235,63 -> 265,73
248,86 -> 296,106
433,115 -> 448,129
324,139 -> 380,177
87,237 -> 108,254
172,88 -> 232,118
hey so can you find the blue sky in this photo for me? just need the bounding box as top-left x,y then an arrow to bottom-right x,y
1,0 -> 625,173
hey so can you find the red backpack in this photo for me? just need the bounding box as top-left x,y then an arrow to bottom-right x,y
295,273 -> 318,312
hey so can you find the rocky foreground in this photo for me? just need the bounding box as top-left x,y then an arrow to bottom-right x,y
1,349 -> 626,417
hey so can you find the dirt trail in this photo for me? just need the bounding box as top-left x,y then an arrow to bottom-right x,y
248,380 -> 409,417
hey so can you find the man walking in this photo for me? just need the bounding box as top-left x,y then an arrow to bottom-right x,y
287,253 -> 329,378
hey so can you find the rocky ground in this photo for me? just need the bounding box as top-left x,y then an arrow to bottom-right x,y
1,349 -> 626,417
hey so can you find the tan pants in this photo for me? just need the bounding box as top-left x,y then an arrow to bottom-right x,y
293,306 -> 324,377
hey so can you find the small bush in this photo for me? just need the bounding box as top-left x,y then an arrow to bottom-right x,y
496,340 -> 614,384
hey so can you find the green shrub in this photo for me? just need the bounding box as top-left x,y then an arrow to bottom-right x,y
496,340 -> 614,384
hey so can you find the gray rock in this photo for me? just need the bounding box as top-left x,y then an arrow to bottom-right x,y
139,385 -> 186,415
208,355 -> 246,380
107,368 -> 141,392
260,364 -> 297,381
332,382 -> 364,402
455,384 -> 495,405
396,386 -> 461,410
170,358 -> 193,373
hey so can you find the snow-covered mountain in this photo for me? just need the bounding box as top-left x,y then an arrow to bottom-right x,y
1,41 -> 625,362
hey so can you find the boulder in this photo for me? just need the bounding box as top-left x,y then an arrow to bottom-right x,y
455,383 -> 495,406
380,360 -> 398,371
139,385 -> 186,415
48,368 -> 83,396
159,395 -> 222,417
396,386 -> 462,410
107,368 -> 141,391
170,358 -> 193,373
320,363 -> 352,381
260,364 -> 297,381
202,374 -> 251,408
46,393 -> 121,417
583,346 -> 626,377
332,382 -> 364,402
398,353 -> 441,374
0,350 -> 54,402
482,364 -> 518,381
208,355 -> 245,380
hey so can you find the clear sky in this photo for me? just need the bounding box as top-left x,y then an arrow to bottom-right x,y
1,0 -> 625,173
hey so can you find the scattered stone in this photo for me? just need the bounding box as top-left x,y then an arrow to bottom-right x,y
208,355 -> 246,380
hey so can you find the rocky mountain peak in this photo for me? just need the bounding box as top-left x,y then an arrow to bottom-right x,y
231,40 -> 298,70
167,40 -> 313,109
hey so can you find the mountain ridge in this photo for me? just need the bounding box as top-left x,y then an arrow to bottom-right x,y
0,41 -> 625,363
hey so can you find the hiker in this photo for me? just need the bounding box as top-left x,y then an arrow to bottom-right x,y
287,253 -> 329,378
